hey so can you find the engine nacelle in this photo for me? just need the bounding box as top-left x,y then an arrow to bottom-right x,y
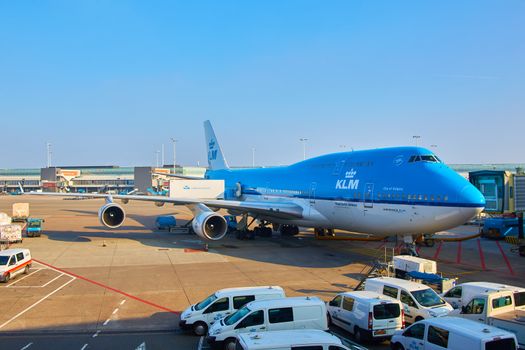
192,211 -> 228,241
98,203 -> 126,229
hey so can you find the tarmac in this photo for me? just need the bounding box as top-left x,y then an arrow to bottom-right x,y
0,196 -> 523,350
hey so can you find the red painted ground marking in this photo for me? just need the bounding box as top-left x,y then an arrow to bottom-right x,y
395,241 -> 404,254
34,259 -> 180,314
496,241 -> 515,276
456,241 -> 462,264
433,241 -> 443,260
416,245 -> 421,255
477,239 -> 486,271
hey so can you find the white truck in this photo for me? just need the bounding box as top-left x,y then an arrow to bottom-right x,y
449,289 -> 525,349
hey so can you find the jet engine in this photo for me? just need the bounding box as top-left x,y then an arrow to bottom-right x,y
192,211 -> 228,241
98,203 -> 126,229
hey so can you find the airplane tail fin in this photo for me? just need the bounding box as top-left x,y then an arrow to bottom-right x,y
204,120 -> 229,170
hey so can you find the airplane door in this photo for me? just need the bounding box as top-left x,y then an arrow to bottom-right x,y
364,183 -> 374,208
309,182 -> 317,207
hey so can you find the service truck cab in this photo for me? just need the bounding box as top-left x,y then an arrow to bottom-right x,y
449,290 -> 525,349
235,330 -> 357,350
326,291 -> 404,343
390,316 -> 517,350
0,248 -> 32,282
179,286 -> 285,336
207,296 -> 327,350
442,282 -> 525,310
364,277 -> 452,324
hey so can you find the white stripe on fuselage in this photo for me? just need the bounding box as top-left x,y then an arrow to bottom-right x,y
243,195 -> 481,235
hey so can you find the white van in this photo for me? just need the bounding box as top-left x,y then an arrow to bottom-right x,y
207,296 -> 328,350
326,291 -> 404,343
364,277 -> 452,323
179,286 -> 285,335
0,248 -> 32,282
235,330 -> 356,350
442,282 -> 525,310
390,316 -> 517,350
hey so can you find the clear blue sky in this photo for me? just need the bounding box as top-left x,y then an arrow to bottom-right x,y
1,1 -> 524,168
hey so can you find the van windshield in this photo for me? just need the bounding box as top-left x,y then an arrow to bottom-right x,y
195,293 -> 217,311
514,292 -> 525,307
374,303 -> 401,319
411,288 -> 445,307
0,256 -> 8,265
224,306 -> 251,326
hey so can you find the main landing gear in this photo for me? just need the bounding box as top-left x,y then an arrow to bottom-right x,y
314,228 -> 335,237
279,224 -> 299,236
401,235 -> 419,257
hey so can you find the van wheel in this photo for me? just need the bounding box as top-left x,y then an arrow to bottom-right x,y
223,338 -> 236,350
192,321 -> 207,336
393,343 -> 405,350
4,273 -> 10,283
354,326 -> 366,343
24,265 -> 30,274
415,316 -> 424,322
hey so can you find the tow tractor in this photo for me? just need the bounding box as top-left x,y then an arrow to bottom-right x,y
26,218 -> 44,237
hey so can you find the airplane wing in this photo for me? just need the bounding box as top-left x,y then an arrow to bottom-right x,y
27,192 -> 304,219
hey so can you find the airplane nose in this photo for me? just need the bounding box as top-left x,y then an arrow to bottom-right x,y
460,184 -> 486,208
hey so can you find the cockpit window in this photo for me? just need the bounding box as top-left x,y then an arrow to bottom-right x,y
409,155 -> 440,163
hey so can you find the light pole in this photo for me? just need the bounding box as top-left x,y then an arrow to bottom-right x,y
252,148 -> 256,168
299,138 -> 308,160
171,138 -> 178,174
161,144 -> 165,167
412,135 -> 421,147
46,142 -> 52,168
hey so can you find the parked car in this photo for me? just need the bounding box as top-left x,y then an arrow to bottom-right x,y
364,277 -> 452,323
179,286 -> 285,336
207,296 -> 328,350
235,329 -> 357,350
326,291 -> 404,343
390,316 -> 517,350
442,281 -> 525,310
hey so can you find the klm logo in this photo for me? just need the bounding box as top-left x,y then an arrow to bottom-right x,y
345,168 -> 357,179
336,179 -> 359,190
336,168 -> 359,190
208,138 -> 217,160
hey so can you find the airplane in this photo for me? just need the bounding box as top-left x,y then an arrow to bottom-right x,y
26,121 -> 485,254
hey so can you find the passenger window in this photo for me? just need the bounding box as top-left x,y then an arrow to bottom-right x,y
233,295 -> 255,309
428,325 -> 449,348
16,253 -> 24,261
268,307 -> 293,324
329,295 -> 342,307
463,298 -> 485,314
342,297 -> 354,311
292,347 -> 323,350
444,287 -> 461,298
8,256 -> 16,266
403,323 -> 425,340
383,286 -> 398,299
236,310 -> 264,329
492,296 -> 512,309
203,297 -> 229,313
401,291 -> 417,308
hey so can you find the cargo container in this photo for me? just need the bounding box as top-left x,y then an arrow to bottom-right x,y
11,203 -> 29,222
0,224 -> 23,243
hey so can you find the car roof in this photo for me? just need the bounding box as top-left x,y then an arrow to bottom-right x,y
0,248 -> 29,256
215,286 -> 284,297
238,329 -> 343,348
246,296 -> 324,310
367,277 -> 430,291
420,317 -> 515,339
459,282 -> 525,293
339,291 -> 400,303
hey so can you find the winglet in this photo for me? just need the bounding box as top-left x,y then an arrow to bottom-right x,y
204,120 -> 229,170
